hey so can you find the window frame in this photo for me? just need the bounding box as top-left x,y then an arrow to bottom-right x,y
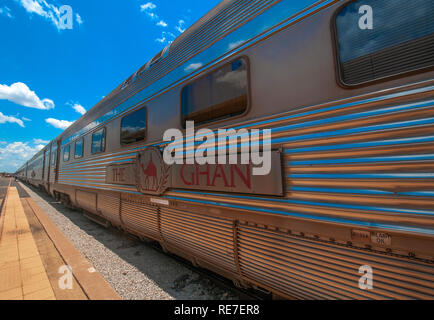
179,56 -> 251,128
51,147 -> 57,166
74,138 -> 84,159
91,127 -> 106,155
120,106 -> 148,147
332,0 -> 434,88
63,145 -> 70,162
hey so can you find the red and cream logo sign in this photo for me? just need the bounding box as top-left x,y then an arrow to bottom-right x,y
135,147 -> 170,195
107,149 -> 282,197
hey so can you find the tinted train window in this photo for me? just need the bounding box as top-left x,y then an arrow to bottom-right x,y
51,147 -> 57,166
181,58 -> 249,127
63,145 -> 70,162
335,0 -> 434,85
75,138 -> 84,158
91,128 -> 106,154
121,107 -> 147,145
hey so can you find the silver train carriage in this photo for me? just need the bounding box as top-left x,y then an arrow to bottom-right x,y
16,0 -> 434,299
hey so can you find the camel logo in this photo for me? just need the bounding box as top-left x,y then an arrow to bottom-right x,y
136,147 -> 170,195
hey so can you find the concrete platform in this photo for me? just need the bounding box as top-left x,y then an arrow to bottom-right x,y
0,182 -> 120,300
0,187 -> 55,300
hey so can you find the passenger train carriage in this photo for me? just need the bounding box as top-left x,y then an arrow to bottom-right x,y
16,0 -> 434,299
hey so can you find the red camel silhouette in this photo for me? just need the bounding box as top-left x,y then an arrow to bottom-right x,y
141,154 -> 158,190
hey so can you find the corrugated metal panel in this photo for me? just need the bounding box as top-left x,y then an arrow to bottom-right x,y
58,155 -> 137,192
55,79 -> 434,299
98,193 -> 121,225
160,207 -> 237,273
76,190 -> 97,213
276,94 -> 434,235
121,200 -> 159,239
167,83 -> 434,234
237,224 -> 434,300
162,82 -> 434,298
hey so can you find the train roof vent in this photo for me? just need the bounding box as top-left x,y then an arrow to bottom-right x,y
121,74 -> 134,90
99,0 -> 277,118
136,0 -> 276,83
137,44 -> 171,75
150,49 -> 164,66
136,63 -> 148,76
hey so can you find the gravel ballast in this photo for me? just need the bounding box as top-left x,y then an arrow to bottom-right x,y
19,182 -> 239,300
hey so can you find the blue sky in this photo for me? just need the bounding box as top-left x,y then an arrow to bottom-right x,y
0,0 -> 221,172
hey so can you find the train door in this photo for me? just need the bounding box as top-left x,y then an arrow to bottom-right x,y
55,140 -> 61,183
43,148 -> 48,183
49,140 -> 60,187
43,144 -> 52,191
48,141 -> 58,194
46,143 -> 52,183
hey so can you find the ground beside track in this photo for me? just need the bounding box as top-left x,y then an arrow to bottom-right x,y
18,182 -> 241,300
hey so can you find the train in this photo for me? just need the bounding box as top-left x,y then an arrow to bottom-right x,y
16,0 -> 434,299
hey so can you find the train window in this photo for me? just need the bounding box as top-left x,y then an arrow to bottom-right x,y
91,128 -> 106,154
51,147 -> 57,166
75,138 -> 84,158
181,58 -> 249,127
63,145 -> 70,162
120,107 -> 147,145
335,0 -> 434,86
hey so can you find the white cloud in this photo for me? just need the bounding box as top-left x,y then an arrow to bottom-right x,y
156,31 -> 175,44
33,138 -> 49,144
17,0 -> 82,31
19,0 -> 45,15
184,62 -> 203,72
157,20 -> 167,27
140,2 -> 158,21
22,117 -> 31,122
140,2 -> 156,11
0,141 -> 45,172
0,6 -> 13,18
76,13 -> 83,25
140,5 -> 193,43
175,19 -> 186,33
156,36 -> 166,43
141,2 -> 172,29
69,103 -> 86,115
146,12 -> 158,20
0,112 -> 25,127
0,82 -> 54,110
46,118 -> 73,130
